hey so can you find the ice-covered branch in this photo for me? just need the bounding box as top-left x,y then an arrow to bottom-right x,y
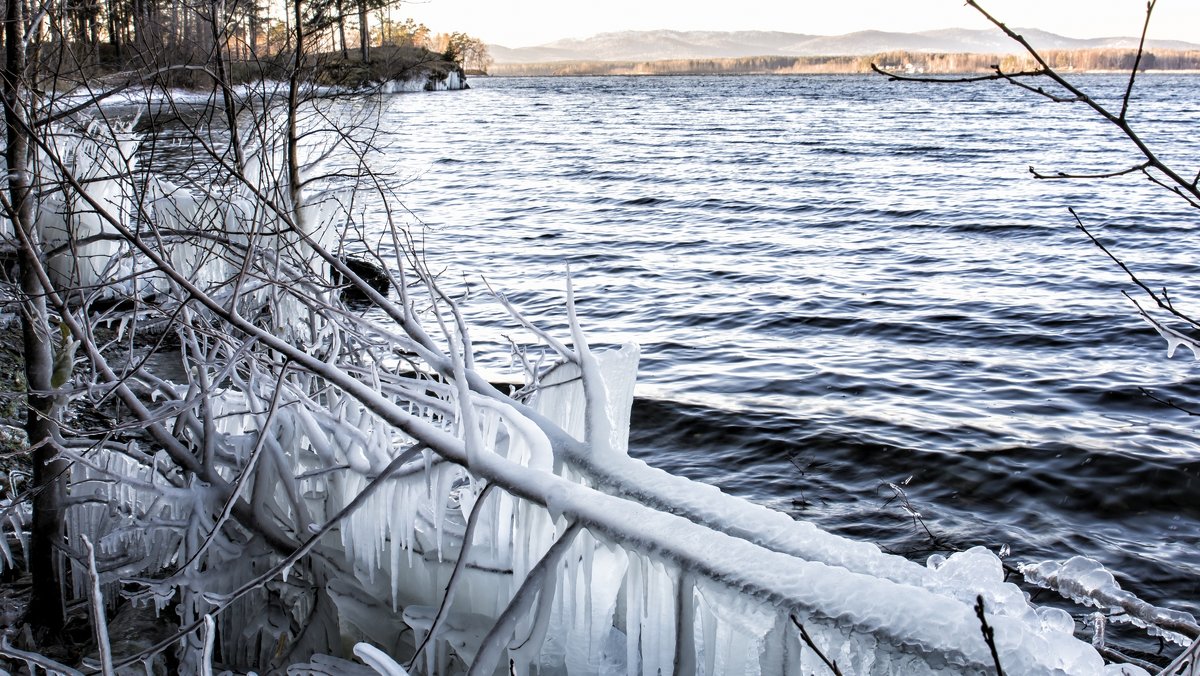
1022,557 -> 1200,645
81,535 -> 115,676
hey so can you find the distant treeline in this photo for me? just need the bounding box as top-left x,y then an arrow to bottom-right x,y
491,49 -> 1200,77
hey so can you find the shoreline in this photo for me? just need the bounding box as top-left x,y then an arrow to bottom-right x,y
489,47 -> 1200,78
485,68 -> 1200,77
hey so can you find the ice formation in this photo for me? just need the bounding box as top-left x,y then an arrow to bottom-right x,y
1135,303 -> 1200,360
66,333 -> 1169,674
35,120 -> 140,293
378,70 -> 466,93
1023,557 -> 1200,647
27,111 -> 1194,676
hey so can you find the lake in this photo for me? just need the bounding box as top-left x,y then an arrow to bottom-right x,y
356,73 -> 1200,628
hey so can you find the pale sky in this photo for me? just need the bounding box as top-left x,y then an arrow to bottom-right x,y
398,0 -> 1200,48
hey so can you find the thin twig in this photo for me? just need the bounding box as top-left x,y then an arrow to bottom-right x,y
790,614 -> 844,676
870,63 -> 1080,103
1069,208 -> 1200,330
869,62 -> 1045,83
1139,387 -> 1200,416
1029,161 -> 1150,181
408,483 -> 497,670
881,481 -> 938,542
1120,0 -> 1156,121
170,361 -> 293,579
1096,644 -> 1161,673
81,535 -> 114,676
961,0 -> 1199,202
975,595 -> 1006,676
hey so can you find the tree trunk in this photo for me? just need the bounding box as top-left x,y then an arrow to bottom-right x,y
169,0 -> 179,59
2,0 -> 67,634
106,0 -> 122,61
247,1 -> 257,57
209,0 -> 243,169
88,6 -> 99,64
288,0 -> 303,216
336,2 -> 346,60
356,0 -> 366,63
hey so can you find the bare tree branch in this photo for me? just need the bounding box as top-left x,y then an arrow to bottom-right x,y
1120,0 -> 1156,122
1069,207 -> 1200,331
1029,162 -> 1151,181
790,614 -> 844,676
975,595 -> 1006,676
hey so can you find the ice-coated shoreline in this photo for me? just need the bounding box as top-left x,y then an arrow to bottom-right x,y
44,67 -> 467,112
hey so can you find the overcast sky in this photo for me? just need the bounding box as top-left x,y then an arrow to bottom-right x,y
399,0 -> 1200,48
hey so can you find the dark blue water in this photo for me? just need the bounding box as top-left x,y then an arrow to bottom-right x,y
365,75 -> 1200,624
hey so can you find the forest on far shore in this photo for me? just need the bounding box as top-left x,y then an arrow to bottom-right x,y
490,48 -> 1200,76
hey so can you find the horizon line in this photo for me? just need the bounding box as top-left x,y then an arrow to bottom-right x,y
489,25 -> 1200,50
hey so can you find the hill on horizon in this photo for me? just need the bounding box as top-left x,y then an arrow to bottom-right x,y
489,28 -> 1200,64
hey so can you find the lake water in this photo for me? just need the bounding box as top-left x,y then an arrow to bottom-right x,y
363,74 -> 1200,630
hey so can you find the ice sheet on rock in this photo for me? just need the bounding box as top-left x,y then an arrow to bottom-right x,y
376,71 -> 466,93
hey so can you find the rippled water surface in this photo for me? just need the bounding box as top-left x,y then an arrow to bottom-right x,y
365,75 -> 1200,619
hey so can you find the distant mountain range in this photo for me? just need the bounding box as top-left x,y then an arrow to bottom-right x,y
489,28 -> 1200,64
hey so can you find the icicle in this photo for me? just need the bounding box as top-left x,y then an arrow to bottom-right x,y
1092,612 -> 1107,649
